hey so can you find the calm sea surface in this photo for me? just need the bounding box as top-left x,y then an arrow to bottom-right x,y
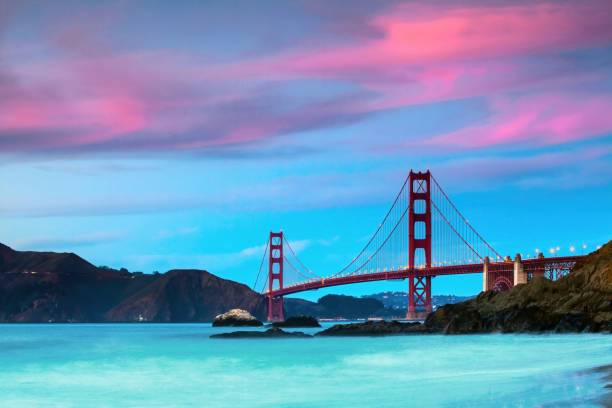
0,324 -> 610,407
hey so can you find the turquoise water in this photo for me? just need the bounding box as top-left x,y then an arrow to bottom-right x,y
0,324 -> 610,407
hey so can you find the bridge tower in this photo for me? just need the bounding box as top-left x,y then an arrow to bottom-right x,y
267,231 -> 285,322
407,170 -> 432,319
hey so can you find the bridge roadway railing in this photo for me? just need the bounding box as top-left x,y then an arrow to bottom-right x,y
266,255 -> 583,297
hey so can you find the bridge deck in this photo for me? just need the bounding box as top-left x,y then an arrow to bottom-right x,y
266,256 -> 582,297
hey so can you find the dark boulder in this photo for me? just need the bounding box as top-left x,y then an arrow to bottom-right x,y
273,315 -> 320,328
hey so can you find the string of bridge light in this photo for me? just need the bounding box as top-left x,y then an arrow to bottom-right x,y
529,243 -> 602,258
485,243 -> 604,264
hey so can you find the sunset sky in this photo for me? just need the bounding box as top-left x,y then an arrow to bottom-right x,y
1,0 -> 611,299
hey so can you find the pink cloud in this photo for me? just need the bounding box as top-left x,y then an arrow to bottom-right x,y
434,144 -> 612,190
422,93 -> 612,149
0,1 -> 611,156
218,1 -> 612,103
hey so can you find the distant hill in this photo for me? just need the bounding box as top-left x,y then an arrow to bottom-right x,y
285,295 -> 388,319
363,292 -> 475,311
284,293 -> 476,320
0,243 -> 266,322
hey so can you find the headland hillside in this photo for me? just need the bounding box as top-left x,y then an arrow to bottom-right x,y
0,242 -> 265,322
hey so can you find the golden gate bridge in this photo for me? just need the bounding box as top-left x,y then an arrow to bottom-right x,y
253,170 -> 582,321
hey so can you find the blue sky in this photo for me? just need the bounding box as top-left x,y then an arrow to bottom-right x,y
1,0 -> 611,300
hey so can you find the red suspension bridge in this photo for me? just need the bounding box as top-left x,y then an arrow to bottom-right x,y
253,170 -> 582,322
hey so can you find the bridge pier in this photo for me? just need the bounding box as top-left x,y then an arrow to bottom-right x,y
482,256 -> 490,292
267,295 -> 284,322
406,170 -> 433,320
532,252 -> 546,279
267,231 -> 285,322
513,254 -> 526,286
407,275 -> 432,320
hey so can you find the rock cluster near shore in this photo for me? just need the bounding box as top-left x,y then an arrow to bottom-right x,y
212,309 -> 263,327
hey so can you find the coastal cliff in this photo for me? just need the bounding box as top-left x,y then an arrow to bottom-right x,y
426,240 -> 611,333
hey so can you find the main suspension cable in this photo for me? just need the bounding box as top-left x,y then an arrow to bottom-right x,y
252,240 -> 269,292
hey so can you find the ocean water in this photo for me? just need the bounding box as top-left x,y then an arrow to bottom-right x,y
0,324 -> 610,407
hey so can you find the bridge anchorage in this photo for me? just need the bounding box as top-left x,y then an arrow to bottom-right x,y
254,170 -> 583,322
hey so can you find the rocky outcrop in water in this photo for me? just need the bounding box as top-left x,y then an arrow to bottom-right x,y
212,309 -> 263,327
317,320 -> 424,336
272,315 -> 320,328
210,327 -> 311,339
